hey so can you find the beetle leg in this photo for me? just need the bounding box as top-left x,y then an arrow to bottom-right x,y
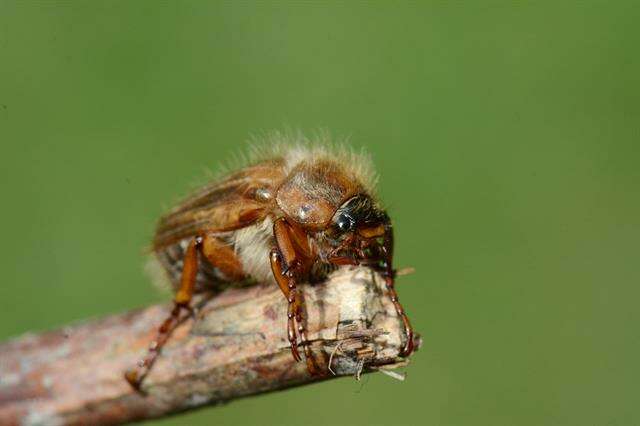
271,218 -> 317,374
270,248 -> 303,362
326,233 -> 359,262
381,219 -> 415,357
383,273 -> 414,357
200,233 -> 245,282
125,236 -> 202,390
326,255 -> 359,266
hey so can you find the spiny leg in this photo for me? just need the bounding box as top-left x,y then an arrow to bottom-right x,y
125,236 -> 201,389
270,248 -> 303,362
271,218 -> 316,373
382,273 -> 414,356
293,293 -> 317,374
273,219 -> 316,370
380,218 -> 415,357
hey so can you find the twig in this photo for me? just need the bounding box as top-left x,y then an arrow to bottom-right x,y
0,267 -> 414,426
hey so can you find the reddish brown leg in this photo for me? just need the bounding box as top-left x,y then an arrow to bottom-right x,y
271,218 -> 316,373
270,249 -> 302,362
326,233 -> 363,265
125,237 -> 201,389
326,255 -> 359,266
200,233 -> 245,282
383,274 -> 414,356
380,219 -> 415,357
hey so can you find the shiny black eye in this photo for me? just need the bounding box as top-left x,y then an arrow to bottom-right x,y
335,213 -> 355,232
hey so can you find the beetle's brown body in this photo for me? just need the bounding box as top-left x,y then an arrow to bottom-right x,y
125,137 -> 415,388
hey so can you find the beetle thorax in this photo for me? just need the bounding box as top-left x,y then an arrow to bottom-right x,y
275,160 -> 363,231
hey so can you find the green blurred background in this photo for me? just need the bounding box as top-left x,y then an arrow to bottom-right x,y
1,2 -> 639,425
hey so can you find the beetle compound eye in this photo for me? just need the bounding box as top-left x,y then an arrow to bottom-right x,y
336,213 -> 355,232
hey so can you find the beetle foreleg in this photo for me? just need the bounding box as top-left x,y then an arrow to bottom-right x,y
271,218 -> 317,374
381,219 -> 415,357
270,248 -> 305,363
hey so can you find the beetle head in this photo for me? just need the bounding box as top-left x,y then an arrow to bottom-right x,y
328,194 -> 387,240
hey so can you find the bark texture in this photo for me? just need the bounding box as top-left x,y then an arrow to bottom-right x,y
0,267 -> 413,426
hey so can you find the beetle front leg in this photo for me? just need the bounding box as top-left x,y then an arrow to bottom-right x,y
383,273 -> 415,356
381,219 -> 415,357
270,248 -> 305,361
270,218 -> 317,373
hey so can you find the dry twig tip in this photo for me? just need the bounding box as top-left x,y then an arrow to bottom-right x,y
0,267 -> 414,426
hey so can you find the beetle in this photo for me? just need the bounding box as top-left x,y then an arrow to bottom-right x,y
125,134 -> 415,388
